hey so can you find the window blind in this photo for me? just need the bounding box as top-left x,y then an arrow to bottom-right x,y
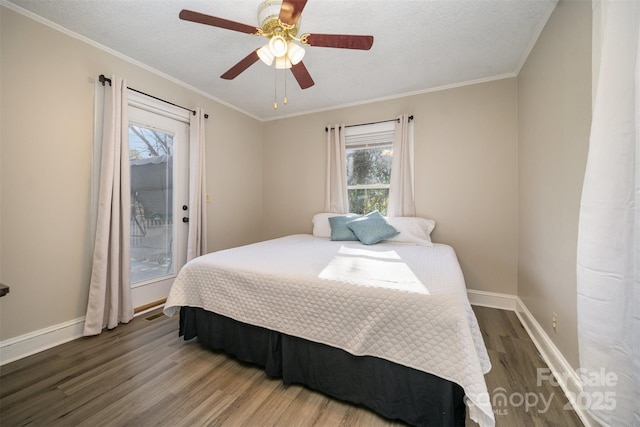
345,121 -> 395,149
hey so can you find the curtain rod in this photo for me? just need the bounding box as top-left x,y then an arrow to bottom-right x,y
98,75 -> 208,119
325,116 -> 413,132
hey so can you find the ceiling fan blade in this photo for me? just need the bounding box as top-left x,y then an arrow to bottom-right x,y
179,9 -> 258,35
303,33 -> 374,50
290,62 -> 314,89
221,50 -> 260,80
279,0 -> 308,26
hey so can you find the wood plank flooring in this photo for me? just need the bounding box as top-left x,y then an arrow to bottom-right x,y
0,306 -> 584,426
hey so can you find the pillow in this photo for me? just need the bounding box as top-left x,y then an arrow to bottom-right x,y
384,216 -> 436,246
312,213 -> 342,238
346,211 -> 400,245
328,215 -> 361,241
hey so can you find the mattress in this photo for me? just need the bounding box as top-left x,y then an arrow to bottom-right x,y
164,234 -> 494,426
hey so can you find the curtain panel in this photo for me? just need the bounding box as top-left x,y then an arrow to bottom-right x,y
325,125 -> 349,213
187,108 -> 208,261
388,114 -> 416,217
576,2 -> 639,425
84,76 -> 134,336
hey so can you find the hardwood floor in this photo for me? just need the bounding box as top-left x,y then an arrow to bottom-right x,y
0,306 -> 583,426
467,307 -> 583,427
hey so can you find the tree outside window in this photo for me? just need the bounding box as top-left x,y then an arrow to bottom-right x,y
346,144 -> 393,215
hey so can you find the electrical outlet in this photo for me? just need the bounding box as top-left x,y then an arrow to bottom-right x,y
552,312 -> 558,333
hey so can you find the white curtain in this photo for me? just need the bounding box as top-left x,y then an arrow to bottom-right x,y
387,114 -> 415,217
325,124 -> 349,213
576,2 -> 639,426
84,76 -> 134,336
187,108 -> 208,262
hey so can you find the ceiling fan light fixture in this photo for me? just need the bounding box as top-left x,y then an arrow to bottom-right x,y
287,42 -> 305,65
181,0 -> 374,93
268,35 -> 288,57
257,44 -> 275,66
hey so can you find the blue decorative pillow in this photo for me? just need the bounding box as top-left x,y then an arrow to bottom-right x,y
346,211 -> 400,245
329,215 -> 361,241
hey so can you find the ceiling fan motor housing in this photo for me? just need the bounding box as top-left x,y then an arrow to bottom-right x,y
258,0 -> 299,39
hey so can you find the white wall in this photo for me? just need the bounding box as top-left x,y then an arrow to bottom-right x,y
0,6 -> 263,341
517,0 -> 592,368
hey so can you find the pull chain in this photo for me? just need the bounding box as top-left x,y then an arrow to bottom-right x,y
283,68 -> 288,106
273,65 -> 278,110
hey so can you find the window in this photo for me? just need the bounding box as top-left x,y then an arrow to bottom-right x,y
345,122 -> 396,215
128,124 -> 175,284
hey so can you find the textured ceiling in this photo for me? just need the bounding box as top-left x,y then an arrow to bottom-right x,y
5,0 -> 557,121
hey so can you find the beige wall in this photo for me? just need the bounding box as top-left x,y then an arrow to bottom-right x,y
263,78 -> 519,295
517,0 -> 592,368
0,7 -> 263,340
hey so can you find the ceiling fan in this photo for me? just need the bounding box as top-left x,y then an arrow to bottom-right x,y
179,0 -> 374,91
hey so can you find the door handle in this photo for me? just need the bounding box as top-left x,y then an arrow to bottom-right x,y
182,217 -> 189,223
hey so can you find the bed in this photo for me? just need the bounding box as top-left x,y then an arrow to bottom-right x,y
164,214 -> 494,427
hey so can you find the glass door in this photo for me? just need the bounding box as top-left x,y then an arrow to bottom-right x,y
128,103 -> 189,309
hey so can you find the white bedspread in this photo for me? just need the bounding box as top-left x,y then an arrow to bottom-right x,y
164,234 -> 494,426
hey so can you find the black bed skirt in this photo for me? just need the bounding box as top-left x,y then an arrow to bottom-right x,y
179,306 -> 465,427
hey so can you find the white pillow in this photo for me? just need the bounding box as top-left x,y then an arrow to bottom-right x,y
312,213 -> 343,238
314,213 -> 435,245
384,216 -> 436,246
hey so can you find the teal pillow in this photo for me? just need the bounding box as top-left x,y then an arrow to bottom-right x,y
346,211 -> 400,245
329,215 -> 361,241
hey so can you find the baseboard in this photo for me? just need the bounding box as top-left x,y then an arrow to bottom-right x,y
0,297 -> 171,366
0,317 -> 85,366
513,298 -> 599,427
467,289 -> 518,310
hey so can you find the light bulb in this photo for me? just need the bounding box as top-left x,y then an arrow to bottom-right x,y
287,42 -> 305,65
268,35 -> 288,57
257,44 -> 274,66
